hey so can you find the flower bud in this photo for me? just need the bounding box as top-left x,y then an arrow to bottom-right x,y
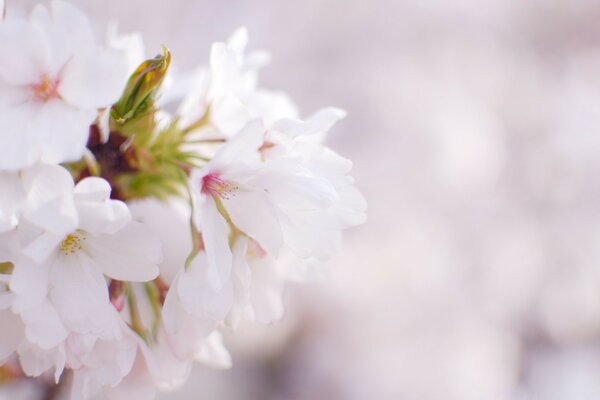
110,47 -> 171,132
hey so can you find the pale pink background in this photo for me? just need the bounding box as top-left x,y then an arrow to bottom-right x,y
8,1 -> 600,399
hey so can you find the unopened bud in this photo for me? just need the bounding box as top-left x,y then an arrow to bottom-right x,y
110,47 -> 171,130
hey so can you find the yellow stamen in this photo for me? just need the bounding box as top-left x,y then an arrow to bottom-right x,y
60,230 -> 86,255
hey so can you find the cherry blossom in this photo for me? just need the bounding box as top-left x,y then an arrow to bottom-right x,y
0,1 -> 129,169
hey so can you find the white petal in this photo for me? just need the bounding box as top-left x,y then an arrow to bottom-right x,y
37,100 -> 96,164
59,47 -> 129,109
226,27 -> 248,55
271,107 -> 346,138
10,257 -> 50,312
0,105 -> 42,170
0,309 -> 23,361
49,253 -> 119,336
250,258 -> 285,324
0,172 -> 24,233
212,119 -> 264,167
195,197 -> 232,290
22,164 -> 77,236
211,95 -> 252,136
195,331 -> 231,369
104,352 -> 157,400
128,198 -> 192,282
87,221 -> 161,282
162,272 -> 221,360
74,176 -> 112,202
75,177 -> 132,235
30,0 -> 94,73
18,342 -> 65,379
20,300 -> 68,349
0,20 -> 50,84
178,254 -> 233,322
21,230 -> 63,264
223,190 -> 283,256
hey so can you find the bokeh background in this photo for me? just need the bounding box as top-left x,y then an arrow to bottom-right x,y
9,0 -> 600,399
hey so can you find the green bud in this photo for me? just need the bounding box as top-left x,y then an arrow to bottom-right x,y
110,47 -> 171,132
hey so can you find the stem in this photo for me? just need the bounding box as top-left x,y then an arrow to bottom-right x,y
126,283 -> 149,343
144,281 -> 162,339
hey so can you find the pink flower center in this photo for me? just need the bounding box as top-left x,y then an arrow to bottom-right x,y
202,173 -> 238,200
31,74 -> 60,102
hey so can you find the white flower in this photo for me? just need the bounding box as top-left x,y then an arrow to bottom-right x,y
0,163 -> 78,264
177,27 -> 298,137
69,322 -> 140,400
226,236 -> 286,327
184,115 -> 365,328
0,0 -> 129,170
162,253 -> 233,361
0,172 -> 24,233
10,177 -> 162,370
265,108 -> 368,274
189,120 -> 283,290
0,274 -> 23,363
129,198 -> 192,283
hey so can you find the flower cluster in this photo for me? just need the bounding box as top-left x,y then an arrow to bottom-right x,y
0,1 -> 366,399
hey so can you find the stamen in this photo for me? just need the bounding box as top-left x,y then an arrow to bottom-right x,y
60,230 -> 86,256
31,74 -> 60,102
202,173 -> 239,200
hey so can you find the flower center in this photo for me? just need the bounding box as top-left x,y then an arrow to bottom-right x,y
201,173 -> 238,200
31,74 -> 60,102
60,230 -> 86,256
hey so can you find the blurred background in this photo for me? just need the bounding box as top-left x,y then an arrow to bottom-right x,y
9,0 -> 600,399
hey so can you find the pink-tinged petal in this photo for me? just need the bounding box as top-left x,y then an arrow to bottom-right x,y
0,309 -> 24,361
36,100 -> 96,164
195,197 -> 232,290
87,221 -> 161,282
223,189 -> 283,256
0,20 -> 51,85
59,47 -> 129,109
